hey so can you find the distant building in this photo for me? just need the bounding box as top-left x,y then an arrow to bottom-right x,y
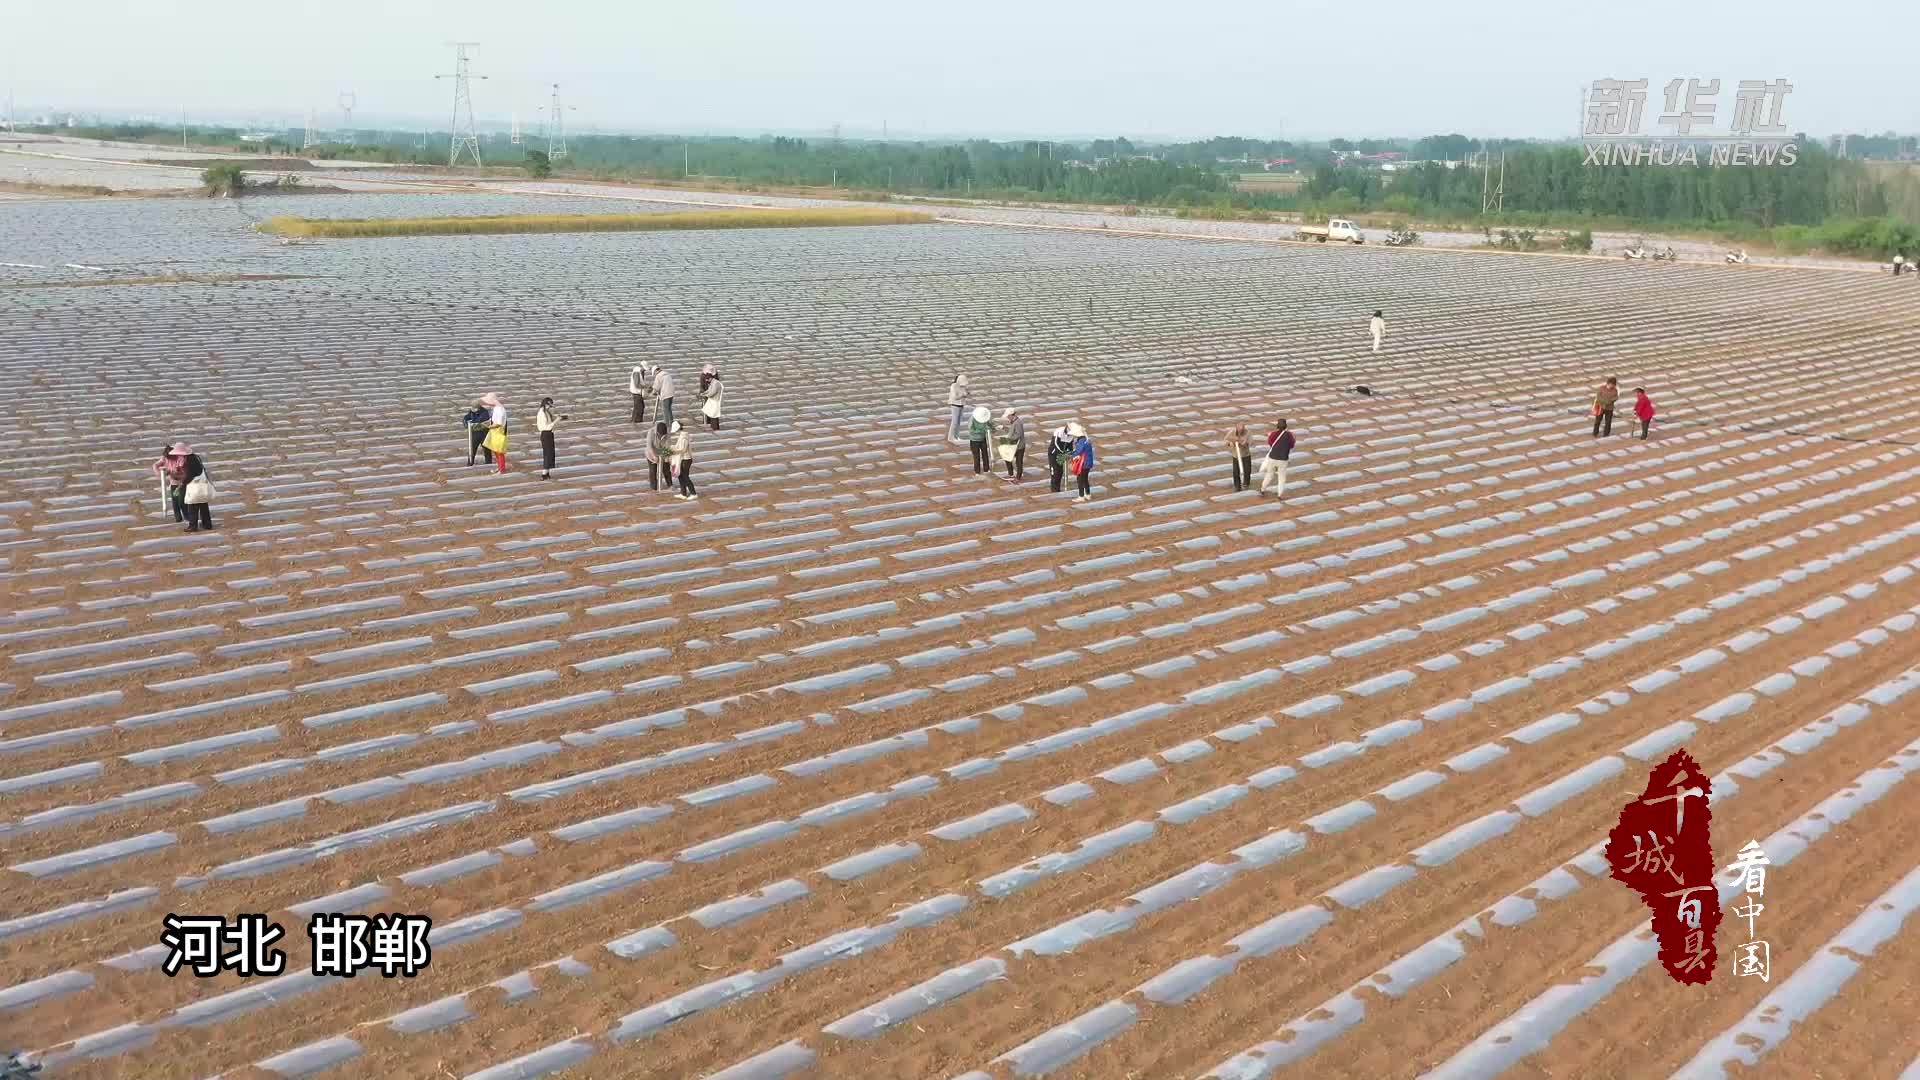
1263,157 -> 1296,171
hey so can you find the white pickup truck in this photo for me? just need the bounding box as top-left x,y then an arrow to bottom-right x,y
1297,219 -> 1364,244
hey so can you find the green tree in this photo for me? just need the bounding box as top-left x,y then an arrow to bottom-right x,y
524,150 -> 552,178
200,163 -> 246,197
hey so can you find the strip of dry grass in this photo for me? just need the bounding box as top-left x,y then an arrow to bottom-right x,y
0,179 -> 120,197
257,207 -> 933,239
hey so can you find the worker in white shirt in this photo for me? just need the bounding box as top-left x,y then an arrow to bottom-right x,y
629,364 -> 649,423
946,374 -> 970,444
482,392 -> 509,474
1370,310 -> 1386,353
700,367 -> 724,431
652,365 -> 676,428
536,397 -> 567,480
669,420 -> 696,499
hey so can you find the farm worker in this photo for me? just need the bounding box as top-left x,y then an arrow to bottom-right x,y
462,401 -> 492,464
701,367 -> 724,431
1370,309 -> 1386,353
652,366 -> 676,428
1260,418 -> 1295,498
480,393 -> 510,473
629,365 -> 649,423
668,420 -> 697,499
1633,388 -> 1657,439
1069,422 -> 1096,503
968,405 -> 994,474
998,407 -> 1027,481
947,374 -> 971,443
1228,423 -> 1253,491
647,421 -> 672,490
1592,376 -> 1619,437
168,443 -> 214,533
536,397 -> 566,480
1047,423 -> 1074,493
153,444 -> 189,522
1895,253 -> 1906,276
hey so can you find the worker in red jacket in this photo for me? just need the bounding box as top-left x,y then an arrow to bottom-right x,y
1633,387 -> 1657,439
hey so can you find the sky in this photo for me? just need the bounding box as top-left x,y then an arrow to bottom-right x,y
5,0 -> 1914,141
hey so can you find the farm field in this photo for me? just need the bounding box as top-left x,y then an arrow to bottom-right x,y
2,190 -> 1920,1080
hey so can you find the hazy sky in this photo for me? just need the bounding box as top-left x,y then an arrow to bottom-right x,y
7,0 -> 1913,139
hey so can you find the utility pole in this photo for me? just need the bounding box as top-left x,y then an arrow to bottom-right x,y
510,111 -> 521,145
180,106 -> 187,147
303,108 -> 318,150
684,142 -> 689,177
436,42 -> 486,168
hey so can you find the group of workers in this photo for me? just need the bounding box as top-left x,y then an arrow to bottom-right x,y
947,377 -> 1099,501
461,394 -> 566,480
150,306 -> 1684,535
449,362 -> 724,497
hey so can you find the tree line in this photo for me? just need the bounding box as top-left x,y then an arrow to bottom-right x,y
51,121 -> 1920,254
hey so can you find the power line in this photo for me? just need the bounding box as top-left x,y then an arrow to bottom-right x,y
436,42 -> 486,168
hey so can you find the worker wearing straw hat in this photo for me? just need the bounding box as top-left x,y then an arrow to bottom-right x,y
166,442 -> 214,532
481,393 -> 510,474
967,405 -> 994,474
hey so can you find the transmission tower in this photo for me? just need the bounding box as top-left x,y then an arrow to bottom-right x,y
1477,148 -> 1505,214
547,83 -> 567,160
436,42 -> 486,168
303,108 -> 318,150
510,111 -> 521,145
338,91 -> 356,145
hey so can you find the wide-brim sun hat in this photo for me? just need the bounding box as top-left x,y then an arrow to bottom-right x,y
168,442 -> 194,455
1001,407 -> 1016,418
1067,422 -> 1086,437
480,393 -> 501,407
670,421 -> 682,433
972,406 -> 990,423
